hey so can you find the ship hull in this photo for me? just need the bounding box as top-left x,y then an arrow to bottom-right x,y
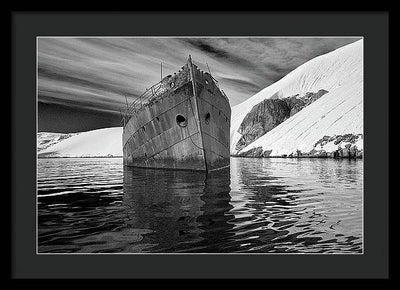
123,59 -> 231,172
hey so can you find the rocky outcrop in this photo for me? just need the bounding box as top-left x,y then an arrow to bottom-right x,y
311,134 -> 363,158
236,146 -> 264,157
234,133 -> 363,159
235,99 -> 290,151
284,89 -> 328,116
235,89 -> 328,152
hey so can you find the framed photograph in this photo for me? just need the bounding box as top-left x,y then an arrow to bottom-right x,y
11,11 -> 389,279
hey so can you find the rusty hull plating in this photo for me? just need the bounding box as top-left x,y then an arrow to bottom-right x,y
122,56 -> 231,172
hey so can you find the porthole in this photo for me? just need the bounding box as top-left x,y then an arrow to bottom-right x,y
176,114 -> 188,127
205,79 -> 209,85
170,82 -> 175,88
205,112 -> 211,124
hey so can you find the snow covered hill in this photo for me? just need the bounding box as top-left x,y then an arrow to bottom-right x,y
231,39 -> 363,157
37,127 -> 123,158
37,132 -> 78,152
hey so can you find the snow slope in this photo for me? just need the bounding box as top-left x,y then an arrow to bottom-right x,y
38,127 -> 123,157
231,39 -> 363,156
37,132 -> 78,152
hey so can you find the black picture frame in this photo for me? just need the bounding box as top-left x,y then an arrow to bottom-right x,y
11,11 -> 389,279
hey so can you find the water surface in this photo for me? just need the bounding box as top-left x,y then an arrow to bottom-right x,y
38,157 -> 363,253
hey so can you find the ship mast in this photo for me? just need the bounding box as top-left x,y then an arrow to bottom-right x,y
187,54 -> 193,69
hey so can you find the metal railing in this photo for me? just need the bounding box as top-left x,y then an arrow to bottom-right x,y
121,59 -> 230,126
125,79 -> 169,116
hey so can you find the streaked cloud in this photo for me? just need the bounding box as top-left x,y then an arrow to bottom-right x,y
38,37 -> 361,114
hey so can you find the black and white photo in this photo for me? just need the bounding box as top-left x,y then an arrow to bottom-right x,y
37,36 -> 364,254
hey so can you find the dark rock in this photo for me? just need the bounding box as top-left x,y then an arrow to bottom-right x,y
235,89 -> 329,152
333,150 -> 340,158
327,152 -> 335,158
308,149 -> 328,158
340,147 -> 350,158
236,99 -> 290,151
334,136 -> 343,145
237,146 -> 264,157
314,135 -> 332,148
349,145 -> 356,158
319,151 -> 328,158
284,89 -> 328,116
263,150 -> 273,157
308,149 -> 317,156
314,134 -> 363,149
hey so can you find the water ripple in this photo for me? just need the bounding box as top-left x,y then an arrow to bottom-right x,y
38,157 -> 362,253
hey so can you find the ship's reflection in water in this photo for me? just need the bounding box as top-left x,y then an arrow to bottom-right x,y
122,167 -> 235,252
37,157 -> 363,253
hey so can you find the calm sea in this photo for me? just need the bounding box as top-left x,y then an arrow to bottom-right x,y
38,157 -> 363,253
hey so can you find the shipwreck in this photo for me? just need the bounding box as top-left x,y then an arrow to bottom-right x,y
122,56 -> 231,172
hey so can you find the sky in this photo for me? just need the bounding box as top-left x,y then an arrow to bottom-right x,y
38,37 -> 361,133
